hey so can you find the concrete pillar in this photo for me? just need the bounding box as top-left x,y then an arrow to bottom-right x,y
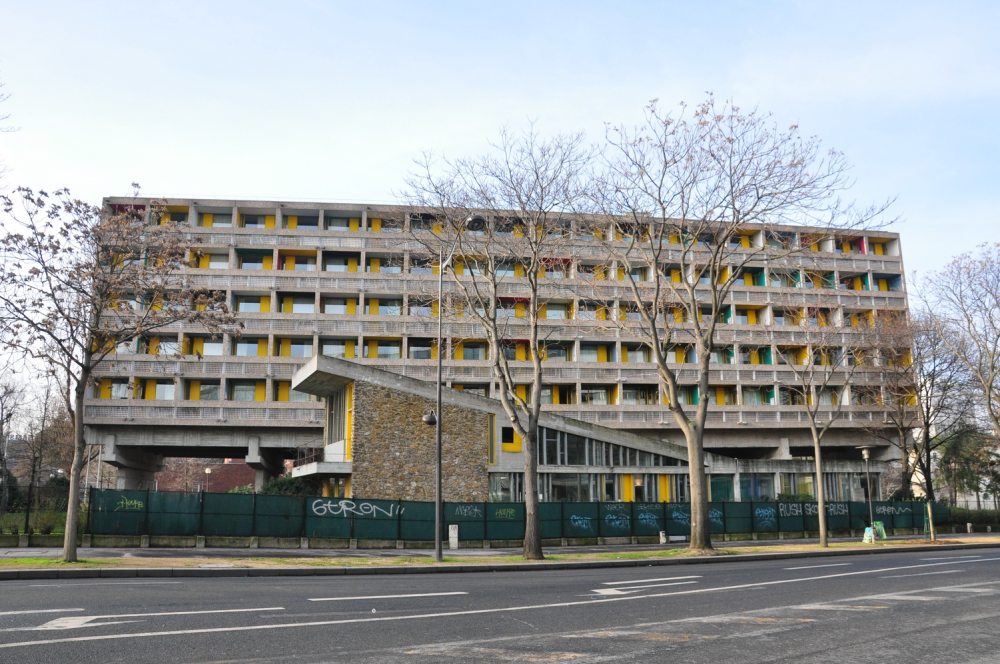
116,467 -> 157,490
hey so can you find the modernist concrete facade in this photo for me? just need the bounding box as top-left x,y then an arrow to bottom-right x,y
85,197 -> 907,501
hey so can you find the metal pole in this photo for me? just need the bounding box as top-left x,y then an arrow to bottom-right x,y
434,247 -> 444,563
864,455 -> 874,535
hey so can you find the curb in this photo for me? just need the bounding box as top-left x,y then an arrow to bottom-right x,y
0,541 -> 996,582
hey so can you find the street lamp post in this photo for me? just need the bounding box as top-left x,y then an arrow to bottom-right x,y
857,445 -> 875,540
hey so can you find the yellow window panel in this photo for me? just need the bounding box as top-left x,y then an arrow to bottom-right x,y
284,256 -> 296,271
747,309 -> 757,325
276,381 -> 290,401
671,269 -> 682,283
368,298 -> 379,315
346,298 -> 357,315
744,272 -> 754,286
621,346 -> 629,363
191,337 -> 204,355
659,475 -> 670,502
515,385 -> 528,401
345,383 -> 354,460
147,337 -> 160,355
257,339 -> 268,357
715,387 -> 726,405
260,296 -> 271,313
263,255 -> 274,270
254,381 -> 266,402
281,297 -> 293,313
264,214 -> 275,229
279,339 -> 291,357
287,215 -> 298,230
622,474 -> 634,502
515,343 -> 527,361
201,213 -> 213,227
878,278 -> 889,291
344,340 -> 356,359
515,302 -> 527,318
369,258 -> 380,273
98,379 -> 112,399
189,380 -> 201,401
144,379 -> 157,401
348,257 -> 358,272
454,341 -> 465,360
370,217 -> 382,232
597,345 -> 609,363
594,265 -> 606,280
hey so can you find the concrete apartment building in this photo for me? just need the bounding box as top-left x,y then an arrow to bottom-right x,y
85,197 -> 908,503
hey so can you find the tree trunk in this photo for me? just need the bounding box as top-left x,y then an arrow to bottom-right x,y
924,446 -> 936,503
813,431 -> 828,547
686,430 -> 712,552
62,373 -> 89,562
521,428 -> 543,560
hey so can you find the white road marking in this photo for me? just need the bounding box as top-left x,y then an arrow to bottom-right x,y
31,607 -> 284,631
3,561 -> 999,650
867,594 -> 936,601
28,581 -> 183,588
602,576 -> 701,586
880,570 -> 963,579
591,581 -> 698,596
935,586 -> 996,593
783,563 -> 852,570
920,555 -> 982,561
0,609 -> 84,617
792,603 -> 887,612
308,592 -> 467,602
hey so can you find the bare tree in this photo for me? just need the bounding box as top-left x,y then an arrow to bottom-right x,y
598,97 -> 890,552
0,187 -> 239,561
922,244 -> 1000,440
774,313 -> 867,546
870,310 -> 972,502
406,129 -> 594,560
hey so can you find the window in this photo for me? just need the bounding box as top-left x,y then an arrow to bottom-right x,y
463,343 -> 487,360
158,340 -> 180,356
199,382 -> 220,401
321,339 -> 353,357
282,256 -> 316,271
288,297 -> 315,314
409,341 -> 433,359
377,299 -> 403,316
546,303 -> 569,320
289,341 -> 313,358
154,381 -> 175,400
324,256 -> 351,272
544,343 -> 570,361
230,381 -> 258,402
242,214 -> 265,228
208,254 -> 229,269
109,380 -> 130,400
367,341 -> 401,359
580,386 -> 610,405
289,389 -> 311,402
211,213 -> 232,227
326,216 -> 351,231
235,339 -> 262,357
323,298 -> 349,315
239,255 -> 264,270
202,340 -> 224,356
235,297 -> 261,313
409,302 -> 432,316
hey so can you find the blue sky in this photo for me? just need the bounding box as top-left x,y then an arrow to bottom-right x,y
1,1 -> 997,275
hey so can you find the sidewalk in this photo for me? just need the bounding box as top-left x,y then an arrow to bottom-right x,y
2,533 -> 999,581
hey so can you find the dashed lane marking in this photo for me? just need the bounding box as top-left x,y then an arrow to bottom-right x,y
308,592 -> 468,602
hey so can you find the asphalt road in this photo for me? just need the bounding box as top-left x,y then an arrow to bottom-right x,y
1,547 -> 999,663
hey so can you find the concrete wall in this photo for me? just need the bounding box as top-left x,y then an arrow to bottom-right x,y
351,381 -> 489,502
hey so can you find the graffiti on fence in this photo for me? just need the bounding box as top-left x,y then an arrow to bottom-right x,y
709,507 -> 724,527
670,508 -> 691,526
604,513 -> 630,530
310,499 -> 404,519
637,511 -> 660,527
875,504 -> 911,516
453,504 -> 483,518
779,503 -> 802,518
114,497 -> 145,512
493,507 -> 517,520
804,502 -> 850,517
569,514 -> 594,532
754,505 -> 777,529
